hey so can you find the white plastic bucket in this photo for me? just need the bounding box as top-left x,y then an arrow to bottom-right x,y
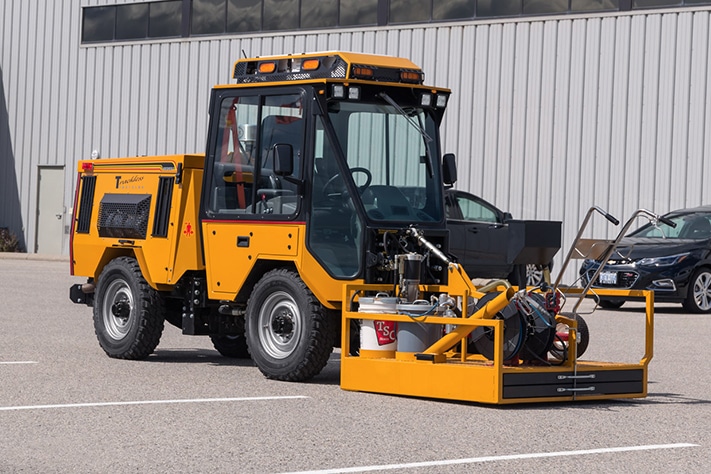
358,295 -> 398,358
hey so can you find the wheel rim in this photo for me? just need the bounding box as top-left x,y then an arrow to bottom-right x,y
258,291 -> 302,359
526,264 -> 544,286
693,271 -> 711,311
102,279 -> 134,340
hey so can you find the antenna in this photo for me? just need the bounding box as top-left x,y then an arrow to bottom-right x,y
241,49 -> 247,58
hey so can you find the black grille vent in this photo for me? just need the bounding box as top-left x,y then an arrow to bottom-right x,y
98,194 -> 151,239
152,177 -> 174,237
76,176 -> 96,234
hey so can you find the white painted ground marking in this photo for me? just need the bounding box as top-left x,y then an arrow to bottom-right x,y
0,361 -> 38,365
282,443 -> 699,474
0,395 -> 309,411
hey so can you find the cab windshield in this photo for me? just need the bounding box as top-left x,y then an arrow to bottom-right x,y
327,100 -> 444,223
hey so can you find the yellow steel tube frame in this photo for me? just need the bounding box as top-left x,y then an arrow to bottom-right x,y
340,280 -> 654,404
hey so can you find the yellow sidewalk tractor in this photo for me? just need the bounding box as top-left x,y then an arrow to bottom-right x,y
70,51 -> 656,404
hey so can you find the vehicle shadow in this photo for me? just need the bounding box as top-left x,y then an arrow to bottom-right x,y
148,348 -> 253,366
145,348 -> 342,385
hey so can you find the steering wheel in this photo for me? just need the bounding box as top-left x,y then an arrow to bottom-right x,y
322,167 -> 372,197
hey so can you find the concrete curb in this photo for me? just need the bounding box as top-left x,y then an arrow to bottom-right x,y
0,252 -> 70,262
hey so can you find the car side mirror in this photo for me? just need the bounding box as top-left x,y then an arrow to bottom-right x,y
273,144 -> 293,176
502,212 -> 513,222
442,153 -> 457,185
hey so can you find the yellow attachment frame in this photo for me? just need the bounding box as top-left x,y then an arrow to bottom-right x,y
340,266 -> 654,404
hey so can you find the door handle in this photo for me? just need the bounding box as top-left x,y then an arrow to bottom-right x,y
55,214 -> 62,220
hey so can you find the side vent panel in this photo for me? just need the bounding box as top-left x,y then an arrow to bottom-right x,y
76,176 -> 96,234
152,177 -> 174,238
98,194 -> 152,239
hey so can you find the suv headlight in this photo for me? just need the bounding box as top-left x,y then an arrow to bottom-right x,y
637,252 -> 689,267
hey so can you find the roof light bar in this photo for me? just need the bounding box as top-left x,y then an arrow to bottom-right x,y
232,53 -> 426,85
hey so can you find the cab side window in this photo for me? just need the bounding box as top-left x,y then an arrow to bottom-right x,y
209,93 -> 304,216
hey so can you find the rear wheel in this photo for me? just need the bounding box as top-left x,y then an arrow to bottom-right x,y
211,316 -> 249,358
245,269 -> 334,381
683,268 -> 711,313
93,257 -> 164,359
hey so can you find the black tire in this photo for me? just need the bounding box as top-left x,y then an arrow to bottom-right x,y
507,265 -> 527,289
682,268 -> 711,313
598,299 -> 625,310
549,314 -> 589,361
93,257 -> 165,359
210,317 -> 249,358
245,269 -> 334,381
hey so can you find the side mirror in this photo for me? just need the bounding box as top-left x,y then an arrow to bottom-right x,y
502,212 -> 513,223
442,153 -> 457,185
273,144 -> 294,176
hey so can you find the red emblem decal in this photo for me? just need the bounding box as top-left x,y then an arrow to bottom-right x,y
374,320 -> 397,346
184,223 -> 194,237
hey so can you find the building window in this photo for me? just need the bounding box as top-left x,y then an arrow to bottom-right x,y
82,1 -> 182,43
524,0 -> 568,15
81,0 -> 711,44
263,0 -> 299,30
433,0 -> 476,20
149,1 -> 183,37
301,0 -> 339,29
340,0 -> 378,26
477,0 -> 521,17
192,0 -> 226,35
633,0 -> 683,6
227,0 -> 262,32
572,0 -> 620,12
390,0 -> 431,23
116,4 -> 149,40
82,7 -> 115,42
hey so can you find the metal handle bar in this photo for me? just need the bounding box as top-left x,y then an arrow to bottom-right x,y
567,208 -> 674,314
553,206 -> 619,290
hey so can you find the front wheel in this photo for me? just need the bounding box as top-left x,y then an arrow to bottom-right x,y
93,257 -> 164,359
683,268 -> 711,313
245,269 -> 334,381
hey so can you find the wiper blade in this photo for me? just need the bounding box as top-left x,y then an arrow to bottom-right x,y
378,92 -> 432,143
378,92 -> 434,177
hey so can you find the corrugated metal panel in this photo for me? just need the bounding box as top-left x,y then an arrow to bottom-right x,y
3,2 -> 711,283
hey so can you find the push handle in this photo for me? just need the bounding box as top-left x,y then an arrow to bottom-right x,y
603,212 -> 619,226
658,216 -> 677,228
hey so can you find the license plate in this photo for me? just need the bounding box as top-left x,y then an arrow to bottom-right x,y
598,271 -> 617,285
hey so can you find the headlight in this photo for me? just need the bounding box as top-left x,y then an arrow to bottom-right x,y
637,252 -> 689,267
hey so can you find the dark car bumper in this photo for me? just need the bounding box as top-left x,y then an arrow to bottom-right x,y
579,260 -> 697,302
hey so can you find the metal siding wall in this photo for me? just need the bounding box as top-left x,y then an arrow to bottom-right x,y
2,3 -> 711,283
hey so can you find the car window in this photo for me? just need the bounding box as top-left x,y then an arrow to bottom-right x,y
631,213 -> 711,239
455,194 -> 500,223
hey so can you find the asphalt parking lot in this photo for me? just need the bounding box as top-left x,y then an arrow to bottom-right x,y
1,256 -> 710,473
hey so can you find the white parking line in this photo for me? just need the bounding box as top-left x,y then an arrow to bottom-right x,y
0,395 -> 309,411
0,361 -> 38,365
282,443 -> 699,474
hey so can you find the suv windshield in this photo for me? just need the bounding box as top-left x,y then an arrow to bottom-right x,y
327,100 -> 444,223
